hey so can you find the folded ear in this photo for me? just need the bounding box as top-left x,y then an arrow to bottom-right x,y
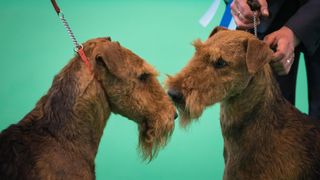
209,26 -> 228,38
94,42 -> 126,79
245,38 -> 274,74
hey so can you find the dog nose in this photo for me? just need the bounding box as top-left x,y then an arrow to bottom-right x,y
167,89 -> 184,103
174,112 -> 178,120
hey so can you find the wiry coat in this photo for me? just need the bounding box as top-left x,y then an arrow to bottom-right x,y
0,38 -> 175,180
167,27 -> 320,179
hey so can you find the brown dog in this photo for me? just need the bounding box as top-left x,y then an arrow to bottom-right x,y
167,27 -> 320,179
0,37 -> 176,180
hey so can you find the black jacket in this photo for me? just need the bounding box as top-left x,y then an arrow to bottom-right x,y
258,0 -> 320,55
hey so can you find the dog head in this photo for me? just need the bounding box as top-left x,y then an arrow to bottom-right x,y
166,27 -> 274,127
82,37 -> 176,160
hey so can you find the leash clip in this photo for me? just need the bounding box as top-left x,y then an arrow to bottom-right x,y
50,0 -> 91,72
74,44 -> 83,53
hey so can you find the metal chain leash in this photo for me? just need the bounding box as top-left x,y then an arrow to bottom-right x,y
50,0 -> 91,72
58,12 -> 82,51
247,0 -> 260,37
253,11 -> 258,37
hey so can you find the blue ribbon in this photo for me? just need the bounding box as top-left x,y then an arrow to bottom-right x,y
219,0 -> 233,28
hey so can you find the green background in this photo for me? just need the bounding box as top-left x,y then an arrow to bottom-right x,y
0,0 -> 308,179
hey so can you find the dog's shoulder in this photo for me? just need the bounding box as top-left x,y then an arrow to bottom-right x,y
0,124 -> 36,179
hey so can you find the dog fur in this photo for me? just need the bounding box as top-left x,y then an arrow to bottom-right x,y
167,27 -> 320,179
0,37 -> 176,180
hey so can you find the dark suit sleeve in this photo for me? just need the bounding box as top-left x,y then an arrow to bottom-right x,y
285,0 -> 320,55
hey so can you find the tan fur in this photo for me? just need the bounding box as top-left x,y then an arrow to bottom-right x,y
0,37 -> 176,179
167,27 -> 320,179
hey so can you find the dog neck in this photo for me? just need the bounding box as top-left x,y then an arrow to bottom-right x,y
22,57 -> 111,158
220,65 -> 287,140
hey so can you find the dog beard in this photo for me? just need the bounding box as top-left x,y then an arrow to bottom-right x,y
138,117 -> 174,161
177,92 -> 207,127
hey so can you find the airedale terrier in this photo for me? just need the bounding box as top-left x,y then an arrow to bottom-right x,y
167,27 -> 320,179
0,37 -> 176,179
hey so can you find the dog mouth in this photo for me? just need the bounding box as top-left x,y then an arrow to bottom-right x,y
168,99 -> 196,128
167,89 -> 191,124
172,95 -> 207,127
138,117 -> 174,161
175,105 -> 194,127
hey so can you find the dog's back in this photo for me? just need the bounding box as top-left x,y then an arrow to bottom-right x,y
293,115 -> 320,179
258,101 -> 320,179
0,122 -> 40,179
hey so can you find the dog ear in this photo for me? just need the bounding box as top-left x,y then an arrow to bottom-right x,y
245,38 -> 274,74
94,43 -> 126,78
193,39 -> 204,52
95,55 -> 109,70
209,26 -> 228,38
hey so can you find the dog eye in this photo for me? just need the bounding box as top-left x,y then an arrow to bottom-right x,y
213,58 -> 228,69
138,73 -> 150,82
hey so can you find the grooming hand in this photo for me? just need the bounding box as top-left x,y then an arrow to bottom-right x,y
264,26 -> 300,75
231,0 -> 269,29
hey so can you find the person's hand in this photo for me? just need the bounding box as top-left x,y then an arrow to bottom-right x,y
230,0 -> 269,29
264,26 -> 300,75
